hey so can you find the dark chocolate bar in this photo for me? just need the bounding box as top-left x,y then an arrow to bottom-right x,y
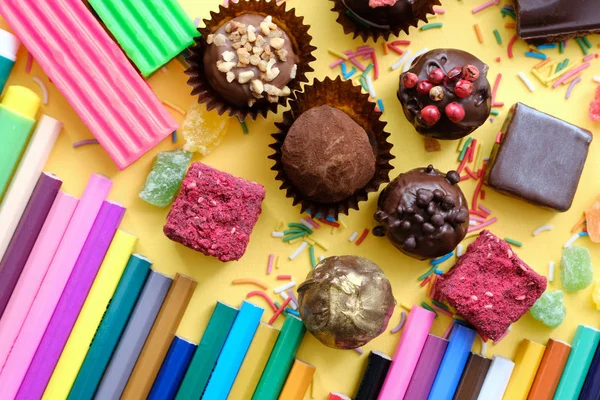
516,0 -> 600,43
486,103 -> 592,212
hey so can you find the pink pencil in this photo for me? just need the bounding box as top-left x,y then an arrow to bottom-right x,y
0,192 -> 77,371
378,306 -> 436,399
0,174 -> 111,399
0,0 -> 178,170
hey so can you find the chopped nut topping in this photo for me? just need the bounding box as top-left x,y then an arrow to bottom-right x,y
250,54 -> 261,65
206,34 -> 214,44
276,49 -> 288,62
222,51 -> 236,62
247,25 -> 257,42
251,79 -> 264,95
226,72 -> 235,83
213,33 -> 227,47
270,37 -> 284,50
260,22 -> 271,36
290,64 -> 297,79
217,61 -> 236,73
258,60 -> 268,72
238,71 -> 255,84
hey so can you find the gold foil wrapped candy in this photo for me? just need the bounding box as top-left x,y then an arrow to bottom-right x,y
297,255 -> 395,349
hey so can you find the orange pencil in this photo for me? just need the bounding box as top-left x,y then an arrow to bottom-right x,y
528,339 -> 572,400
279,359 -> 316,400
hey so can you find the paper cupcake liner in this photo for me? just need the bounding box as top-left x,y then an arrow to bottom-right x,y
269,76 -> 395,219
186,0 -> 316,120
330,0 -> 440,42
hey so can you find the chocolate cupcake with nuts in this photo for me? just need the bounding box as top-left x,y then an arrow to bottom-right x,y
373,165 -> 469,260
186,0 -> 316,120
270,77 -> 394,219
331,0 -> 440,41
398,48 -> 492,140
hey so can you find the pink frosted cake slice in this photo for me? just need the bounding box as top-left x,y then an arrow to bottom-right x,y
436,230 -> 546,341
164,163 -> 265,262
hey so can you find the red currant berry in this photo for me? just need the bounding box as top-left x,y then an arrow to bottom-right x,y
416,80 -> 434,95
445,102 -> 466,123
454,80 -> 473,98
402,72 -> 419,89
428,68 -> 446,84
421,105 -> 441,126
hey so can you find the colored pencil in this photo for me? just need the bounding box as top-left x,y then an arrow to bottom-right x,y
0,116 -> 61,262
528,338 -> 571,400
19,204 -> 127,399
95,270 -> 172,399
122,274 -> 196,400
405,334 -> 449,399
0,172 -> 61,317
203,301 -> 265,399
0,174 -> 111,399
503,339 -> 546,400
0,192 -> 76,373
378,306 -> 436,399
229,322 -> 280,400
554,325 -> 600,400
453,353 -> 491,400
0,115 -> 62,259
252,314 -> 306,400
354,351 -> 392,400
477,355 -> 515,400
279,359 -> 316,400
68,254 -> 152,400
580,341 -> 600,399
428,324 -> 477,400
176,302 -> 239,400
41,231 -> 137,399
148,336 -> 197,400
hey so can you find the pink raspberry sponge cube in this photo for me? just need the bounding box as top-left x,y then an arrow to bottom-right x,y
436,230 -> 547,341
164,162 -> 266,262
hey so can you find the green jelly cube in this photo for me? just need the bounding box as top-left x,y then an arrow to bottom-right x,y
530,290 -> 566,328
139,149 -> 192,207
560,245 -> 594,292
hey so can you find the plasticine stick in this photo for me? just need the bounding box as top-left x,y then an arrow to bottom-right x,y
528,339 -> 571,400
122,274 -> 197,400
67,254 -> 152,400
0,172 -> 62,317
279,359 -> 316,400
0,174 -> 111,399
176,301 -> 238,400
503,339 -> 546,400
203,301 -> 265,399
477,355 -> 515,400
148,336 -> 197,400
0,192 -> 76,372
378,306 -> 436,399
95,270 -> 172,400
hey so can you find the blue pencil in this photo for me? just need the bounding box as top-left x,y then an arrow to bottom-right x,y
427,324 -> 477,400
202,301 -> 264,399
149,336 -> 196,400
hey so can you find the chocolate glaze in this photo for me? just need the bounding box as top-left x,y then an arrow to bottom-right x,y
398,49 -> 491,140
342,0 -> 435,30
516,0 -> 600,44
281,105 -> 376,204
373,165 -> 469,260
203,14 -> 298,108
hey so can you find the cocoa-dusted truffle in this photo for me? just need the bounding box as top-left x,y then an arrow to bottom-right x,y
398,49 -> 492,140
373,165 -> 469,260
281,105 -> 376,204
203,14 -> 299,108
298,255 -> 396,349
331,0 -> 440,41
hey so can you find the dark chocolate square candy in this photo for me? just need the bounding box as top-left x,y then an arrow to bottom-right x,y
486,103 -> 592,212
516,0 -> 600,44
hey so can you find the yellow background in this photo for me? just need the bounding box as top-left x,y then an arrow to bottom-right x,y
2,0 -> 599,398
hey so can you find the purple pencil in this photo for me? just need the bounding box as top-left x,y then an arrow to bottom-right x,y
404,334 -> 449,400
16,200 -> 125,399
0,172 -> 62,318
